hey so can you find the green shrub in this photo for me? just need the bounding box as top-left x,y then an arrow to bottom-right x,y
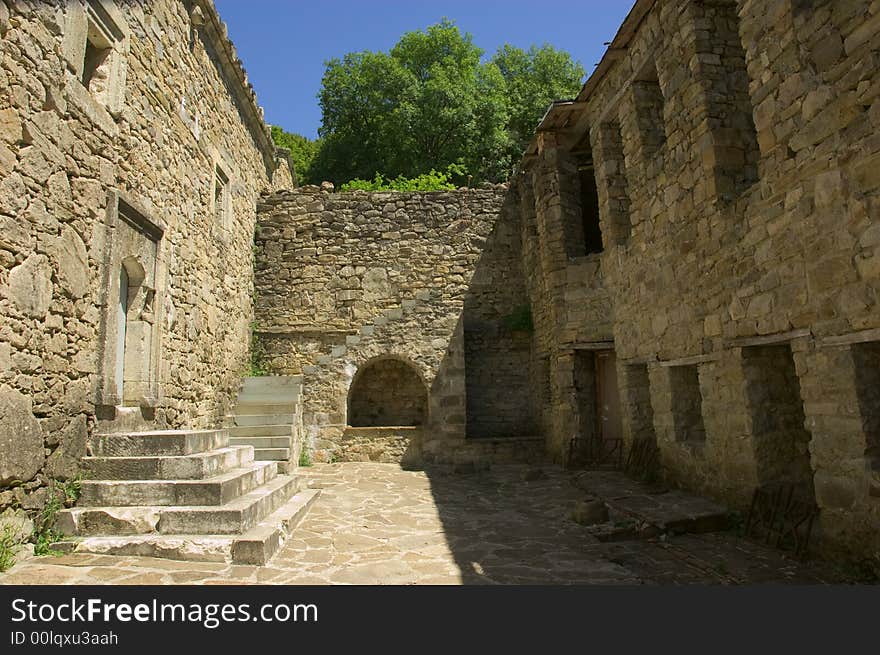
248,323 -> 270,377
298,448 -> 312,468
32,478 -> 82,557
0,527 -> 17,572
339,165 -> 463,192
502,304 -> 533,333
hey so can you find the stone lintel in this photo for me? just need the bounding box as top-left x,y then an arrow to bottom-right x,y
818,328 -> 880,348
565,340 -> 615,352
728,328 -> 812,348
658,352 -> 720,368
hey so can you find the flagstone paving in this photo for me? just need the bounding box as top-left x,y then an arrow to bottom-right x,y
0,463 -> 859,585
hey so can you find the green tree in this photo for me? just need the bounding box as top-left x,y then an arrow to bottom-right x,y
311,50 -> 414,184
303,20 -> 584,186
491,44 -> 586,157
270,126 -> 321,185
313,20 -> 511,185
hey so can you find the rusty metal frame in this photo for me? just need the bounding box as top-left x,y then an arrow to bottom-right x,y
567,435 -> 624,470
624,438 -> 659,481
744,482 -> 817,558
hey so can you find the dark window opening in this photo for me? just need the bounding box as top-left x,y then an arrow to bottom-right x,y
82,39 -> 110,89
578,154 -> 603,256
853,341 -> 880,471
214,165 -> 229,228
633,60 -> 667,157
742,344 -> 814,492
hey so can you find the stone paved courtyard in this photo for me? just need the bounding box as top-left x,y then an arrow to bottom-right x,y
0,463 -> 859,585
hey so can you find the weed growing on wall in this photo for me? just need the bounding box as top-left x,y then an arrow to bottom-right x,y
0,527 -> 17,572
248,323 -> 270,377
32,478 -> 81,557
502,304 -> 534,333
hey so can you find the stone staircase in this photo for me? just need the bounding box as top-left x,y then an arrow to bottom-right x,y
305,295 -> 430,373
227,376 -> 303,473
53,427 -> 319,564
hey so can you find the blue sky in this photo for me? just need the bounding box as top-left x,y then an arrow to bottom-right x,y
215,1 -> 635,139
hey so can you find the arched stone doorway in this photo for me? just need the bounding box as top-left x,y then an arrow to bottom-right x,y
347,358 -> 428,427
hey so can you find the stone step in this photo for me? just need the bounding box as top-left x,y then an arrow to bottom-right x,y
252,447 -> 290,462
52,489 -> 321,565
229,424 -> 292,437
78,462 -> 277,507
230,436 -> 291,449
91,429 -> 228,457
236,389 -> 301,401
82,446 -> 254,481
240,376 -> 303,392
57,475 -> 299,537
230,413 -> 295,426
232,401 -> 299,414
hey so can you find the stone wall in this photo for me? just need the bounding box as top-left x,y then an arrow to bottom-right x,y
0,0 -> 282,513
515,0 -> 880,564
254,185 -> 534,463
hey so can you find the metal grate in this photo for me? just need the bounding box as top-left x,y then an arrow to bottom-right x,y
567,436 -> 624,470
744,482 -> 817,558
624,438 -> 659,481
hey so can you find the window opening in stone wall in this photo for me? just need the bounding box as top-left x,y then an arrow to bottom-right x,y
214,164 -> 230,230
697,0 -> 760,198
80,1 -> 122,106
348,359 -> 428,427
742,344 -> 814,494
669,364 -> 706,445
852,341 -> 880,474
632,59 -> 667,157
577,151 -> 603,255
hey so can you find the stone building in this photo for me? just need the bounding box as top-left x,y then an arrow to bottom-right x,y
254,186 -> 544,466
0,0 -> 878,569
513,0 -> 880,563
0,0 -> 293,541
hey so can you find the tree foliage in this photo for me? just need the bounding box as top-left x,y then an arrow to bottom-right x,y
278,20 -> 585,187
491,44 -> 586,156
270,126 -> 320,185
339,164 -> 463,192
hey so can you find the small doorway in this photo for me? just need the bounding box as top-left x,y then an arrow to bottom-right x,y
570,349 -> 624,467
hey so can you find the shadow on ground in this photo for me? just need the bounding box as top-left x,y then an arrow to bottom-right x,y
419,462 -> 860,585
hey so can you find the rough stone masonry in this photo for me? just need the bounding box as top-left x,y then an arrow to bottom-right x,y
0,0 -> 879,573
0,1 -> 292,524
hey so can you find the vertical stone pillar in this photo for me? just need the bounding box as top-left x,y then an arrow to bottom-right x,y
616,359 -> 656,454
591,121 -> 631,247
429,319 -> 467,446
795,339 -> 878,554
701,350 -> 760,506
550,350 -> 578,464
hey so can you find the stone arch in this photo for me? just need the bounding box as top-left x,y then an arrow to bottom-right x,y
347,356 -> 429,427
